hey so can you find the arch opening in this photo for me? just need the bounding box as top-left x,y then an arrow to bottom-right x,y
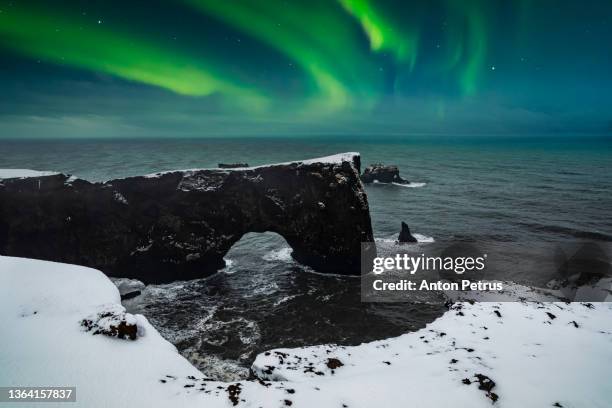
222,231 -> 295,273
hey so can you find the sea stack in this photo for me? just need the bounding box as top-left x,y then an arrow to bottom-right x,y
360,163 -> 409,184
398,221 -> 418,243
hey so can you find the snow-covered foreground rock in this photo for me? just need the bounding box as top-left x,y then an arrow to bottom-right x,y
0,256 -> 205,407
1,256 -> 612,407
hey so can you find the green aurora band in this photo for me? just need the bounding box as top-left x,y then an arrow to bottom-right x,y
185,0 -> 385,113
443,0 -> 488,95
0,0 -> 510,114
0,5 -> 270,111
337,0 -> 420,70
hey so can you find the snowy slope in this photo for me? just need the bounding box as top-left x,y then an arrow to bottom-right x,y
1,255 -> 611,407
0,256 -> 205,407
252,299 -> 612,407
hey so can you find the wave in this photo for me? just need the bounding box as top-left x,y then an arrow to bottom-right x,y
393,182 -> 427,188
221,258 -> 236,274
413,233 -> 435,243
370,180 -> 427,188
375,233 -> 435,244
262,247 -> 293,262
273,294 -> 298,307
249,281 -> 280,296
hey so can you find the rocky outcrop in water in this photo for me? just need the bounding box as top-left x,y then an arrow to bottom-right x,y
0,153 -> 373,282
218,163 -> 249,169
398,221 -> 418,243
360,163 -> 408,184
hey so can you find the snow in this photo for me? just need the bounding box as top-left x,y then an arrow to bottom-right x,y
253,296 -> 612,407
143,152 -> 360,179
1,154 -> 359,183
291,152 -> 359,166
2,255 -> 611,407
0,256 -> 203,407
0,169 -> 59,179
113,191 -> 129,205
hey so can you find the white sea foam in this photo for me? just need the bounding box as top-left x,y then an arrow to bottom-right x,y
369,180 -> 427,188
393,182 -> 427,188
250,281 -> 279,296
375,233 -> 435,244
262,247 -> 293,262
221,258 -> 236,274
273,294 -> 298,307
412,233 -> 435,243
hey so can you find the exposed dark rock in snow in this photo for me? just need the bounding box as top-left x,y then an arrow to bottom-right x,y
398,221 -> 418,243
226,383 -> 242,406
80,305 -> 140,340
473,373 -> 498,402
0,153 -> 373,282
326,358 -> 344,369
360,163 -> 408,184
218,163 -> 249,169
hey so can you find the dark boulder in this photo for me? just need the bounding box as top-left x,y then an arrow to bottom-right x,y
398,222 -> 418,243
0,153 -> 374,282
112,278 -> 145,300
120,291 -> 142,301
360,163 -> 408,184
218,163 -> 249,169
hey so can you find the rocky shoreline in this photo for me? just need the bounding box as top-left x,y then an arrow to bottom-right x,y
3,255 -> 611,408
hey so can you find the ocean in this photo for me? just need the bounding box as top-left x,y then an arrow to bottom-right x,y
1,135 -> 610,380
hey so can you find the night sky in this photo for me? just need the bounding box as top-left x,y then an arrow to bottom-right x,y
0,0 -> 611,138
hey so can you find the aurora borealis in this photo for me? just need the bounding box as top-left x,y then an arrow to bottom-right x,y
0,0 -> 611,137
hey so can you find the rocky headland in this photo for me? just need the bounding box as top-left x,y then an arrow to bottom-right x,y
0,153 -> 373,282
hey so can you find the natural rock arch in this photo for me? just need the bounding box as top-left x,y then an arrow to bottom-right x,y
0,153 -> 374,283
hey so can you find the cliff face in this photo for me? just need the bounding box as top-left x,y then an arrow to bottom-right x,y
0,153 -> 373,282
